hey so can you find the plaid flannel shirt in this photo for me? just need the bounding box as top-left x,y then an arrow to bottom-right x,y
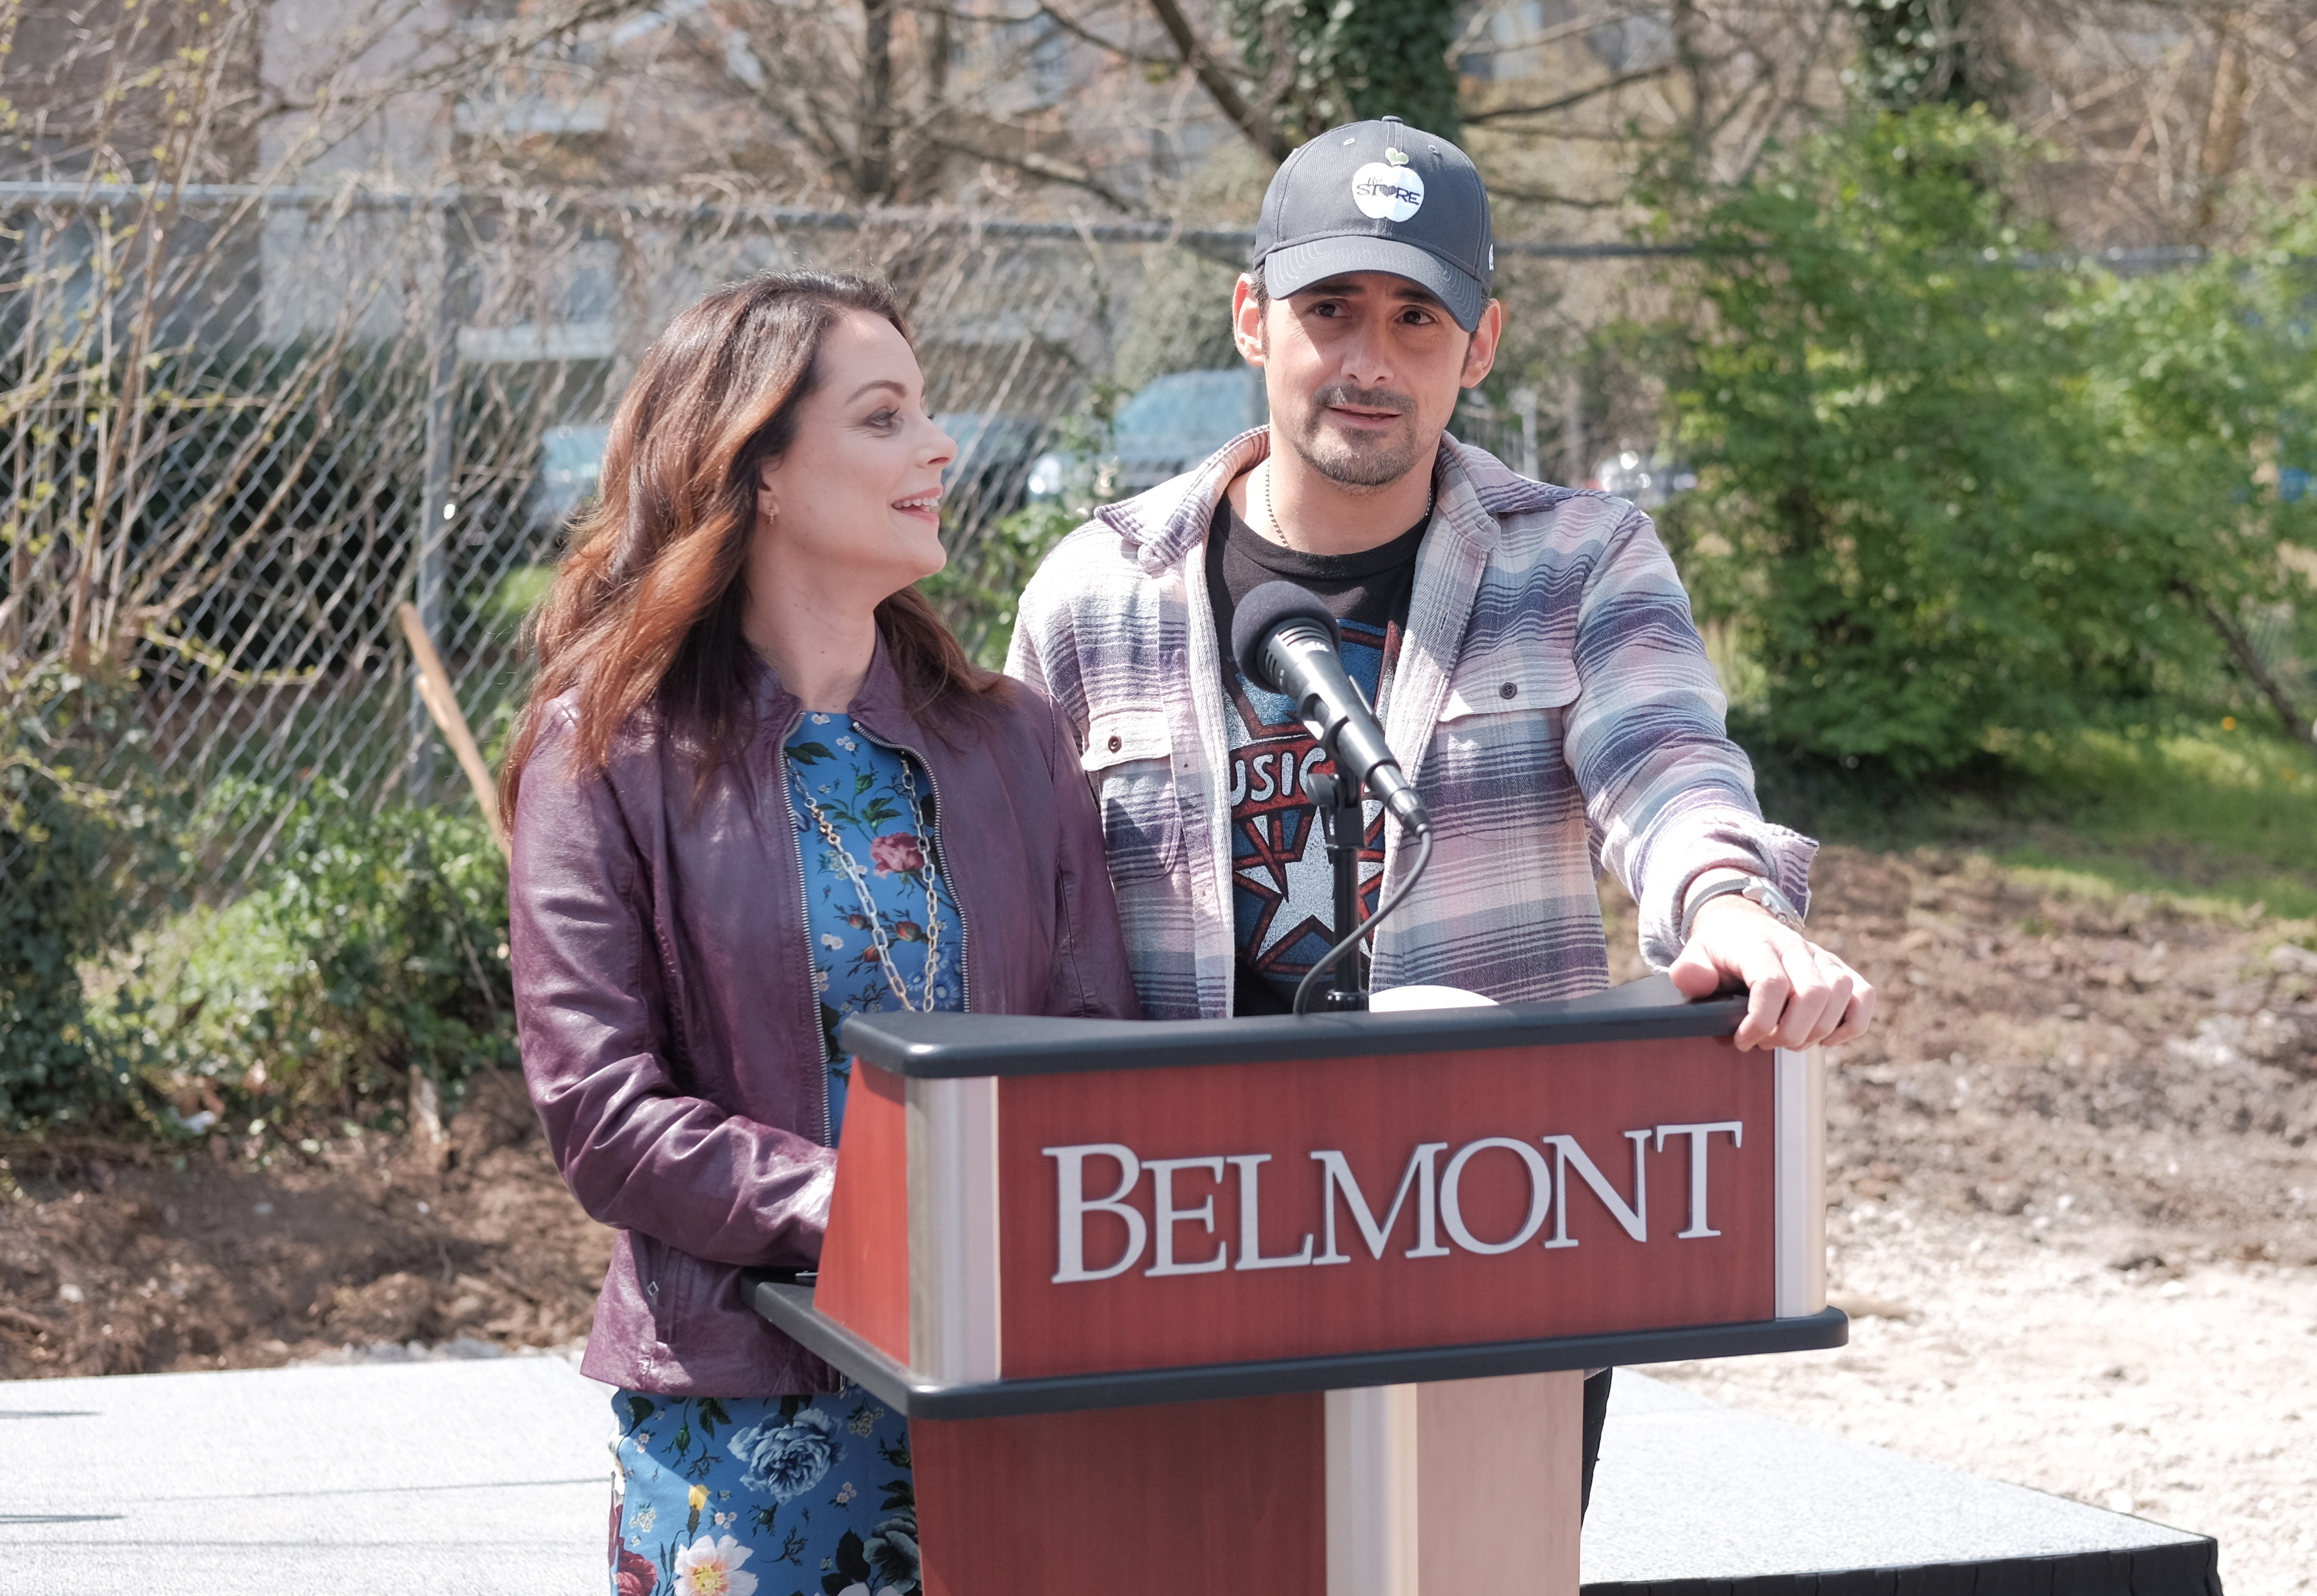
1005,426 -> 1817,1021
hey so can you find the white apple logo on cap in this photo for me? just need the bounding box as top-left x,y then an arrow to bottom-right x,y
1350,151 -> 1425,222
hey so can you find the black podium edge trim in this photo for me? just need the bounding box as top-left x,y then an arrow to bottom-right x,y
838,973 -> 1750,1078
1576,1533 -> 2223,1596
743,1277 -> 1848,1420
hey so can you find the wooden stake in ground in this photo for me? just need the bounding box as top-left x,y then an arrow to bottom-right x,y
397,601 -> 511,858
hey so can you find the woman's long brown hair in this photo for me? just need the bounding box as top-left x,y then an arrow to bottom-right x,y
499,270 -> 1007,817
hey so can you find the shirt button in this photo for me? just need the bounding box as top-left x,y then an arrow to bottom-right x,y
1499,681 -> 1519,700
1107,734 -> 1123,752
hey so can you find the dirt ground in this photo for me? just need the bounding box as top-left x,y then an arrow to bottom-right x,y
0,1072 -> 610,1377
2,845 -> 2312,1584
1604,845 -> 2317,1596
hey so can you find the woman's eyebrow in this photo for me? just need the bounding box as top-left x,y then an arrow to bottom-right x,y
844,378 -> 910,403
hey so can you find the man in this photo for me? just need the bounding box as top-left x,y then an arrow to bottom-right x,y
1006,115 -> 1875,1497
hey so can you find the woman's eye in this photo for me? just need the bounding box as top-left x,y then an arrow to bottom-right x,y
866,408 -> 899,429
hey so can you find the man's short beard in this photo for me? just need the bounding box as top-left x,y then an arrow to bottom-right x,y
1278,382 -> 1428,489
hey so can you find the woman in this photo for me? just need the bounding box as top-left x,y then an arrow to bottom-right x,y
502,271 -> 1140,1596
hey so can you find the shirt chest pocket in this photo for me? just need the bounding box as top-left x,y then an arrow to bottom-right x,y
1081,706 -> 1184,882
1431,649 -> 1584,800
1437,649 -> 1580,725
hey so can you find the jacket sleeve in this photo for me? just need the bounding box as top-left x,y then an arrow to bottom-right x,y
1033,690 -> 1144,1021
508,708 -> 836,1268
1568,507 -> 1819,970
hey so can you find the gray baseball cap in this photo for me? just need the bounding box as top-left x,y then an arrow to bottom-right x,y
1251,116 -> 1495,331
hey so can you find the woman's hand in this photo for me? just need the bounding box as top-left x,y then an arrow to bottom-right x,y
1667,894 -> 1877,1052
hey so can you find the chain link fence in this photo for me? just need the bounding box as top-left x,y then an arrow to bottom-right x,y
0,172 -> 1637,926
1,188 -> 1232,914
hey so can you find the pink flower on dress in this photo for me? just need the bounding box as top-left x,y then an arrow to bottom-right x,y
869,833 -> 925,875
615,1547 -> 659,1596
672,1533 -> 757,1596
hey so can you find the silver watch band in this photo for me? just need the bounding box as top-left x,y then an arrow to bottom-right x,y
1680,870 -> 1802,943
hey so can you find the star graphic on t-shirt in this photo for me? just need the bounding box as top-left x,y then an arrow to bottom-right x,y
1244,808 -> 1384,962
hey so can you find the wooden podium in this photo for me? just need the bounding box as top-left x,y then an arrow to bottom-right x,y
748,974 -> 1844,1595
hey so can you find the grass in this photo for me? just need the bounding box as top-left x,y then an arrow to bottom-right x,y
1752,722 -> 2317,920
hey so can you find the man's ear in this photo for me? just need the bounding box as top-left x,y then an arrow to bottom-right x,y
1460,299 -> 1505,388
1232,276 -> 1269,367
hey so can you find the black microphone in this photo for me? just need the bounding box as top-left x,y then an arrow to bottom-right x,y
1230,580 -> 1432,835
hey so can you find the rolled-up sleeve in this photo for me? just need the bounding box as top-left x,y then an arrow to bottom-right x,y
508,710 -> 835,1268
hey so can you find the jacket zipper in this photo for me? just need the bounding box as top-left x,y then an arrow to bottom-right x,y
776,733 -> 835,1151
853,723 -> 969,1019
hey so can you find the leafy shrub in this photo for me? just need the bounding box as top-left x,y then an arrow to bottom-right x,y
112,787 -> 515,1122
1658,106 -> 2315,774
1,667 -> 184,1129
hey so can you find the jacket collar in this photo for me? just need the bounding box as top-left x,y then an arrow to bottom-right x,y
746,626 -> 921,752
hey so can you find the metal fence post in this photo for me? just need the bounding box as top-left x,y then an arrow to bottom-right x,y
1560,372 -> 1585,488
1510,387 -> 1540,481
408,200 -> 460,805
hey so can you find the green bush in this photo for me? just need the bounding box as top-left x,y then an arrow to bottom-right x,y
110,788 -> 515,1122
1659,106 -> 2315,774
1,667 -> 183,1129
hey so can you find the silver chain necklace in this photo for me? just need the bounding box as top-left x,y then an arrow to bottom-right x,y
789,758 -> 946,1013
1262,458 -> 1434,547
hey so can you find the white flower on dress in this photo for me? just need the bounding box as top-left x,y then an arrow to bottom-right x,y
673,1533 -> 758,1596
821,933 -> 844,950
836,735 -> 858,752
811,713 -> 831,724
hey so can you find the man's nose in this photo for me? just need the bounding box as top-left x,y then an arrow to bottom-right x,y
1330,317 -> 1399,391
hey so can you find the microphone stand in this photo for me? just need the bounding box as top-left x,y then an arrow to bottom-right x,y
1306,773 -> 1369,1012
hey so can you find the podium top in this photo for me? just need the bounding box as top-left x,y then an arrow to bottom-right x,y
839,972 -> 1746,1079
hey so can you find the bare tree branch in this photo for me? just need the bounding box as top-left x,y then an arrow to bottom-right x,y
1035,3 -> 1178,67
1137,0 -> 1291,163
1463,64 -> 1678,124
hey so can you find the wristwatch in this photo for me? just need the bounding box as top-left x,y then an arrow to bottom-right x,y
1680,869 -> 1803,943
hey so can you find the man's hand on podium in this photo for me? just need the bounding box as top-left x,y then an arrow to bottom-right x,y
1668,894 -> 1877,1051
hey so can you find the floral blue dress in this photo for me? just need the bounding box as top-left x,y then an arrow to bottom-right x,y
609,714 -> 959,1596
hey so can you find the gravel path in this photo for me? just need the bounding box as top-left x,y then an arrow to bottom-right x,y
1651,1201 -> 2317,1595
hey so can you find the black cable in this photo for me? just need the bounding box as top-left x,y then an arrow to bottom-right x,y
1292,825 -> 1436,1017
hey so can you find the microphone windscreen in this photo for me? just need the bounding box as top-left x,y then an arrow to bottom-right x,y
1231,580 -> 1339,690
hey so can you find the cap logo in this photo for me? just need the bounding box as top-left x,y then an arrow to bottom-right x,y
1351,159 -> 1425,222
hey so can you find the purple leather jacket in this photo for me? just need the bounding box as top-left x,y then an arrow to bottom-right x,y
509,638 -> 1141,1396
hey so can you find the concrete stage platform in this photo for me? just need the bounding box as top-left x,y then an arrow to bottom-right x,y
1583,1372 -> 2223,1595
1,1356 -> 2219,1594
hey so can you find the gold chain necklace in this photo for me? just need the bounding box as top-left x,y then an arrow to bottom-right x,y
789,760 -> 946,1013
1261,458 -> 1435,547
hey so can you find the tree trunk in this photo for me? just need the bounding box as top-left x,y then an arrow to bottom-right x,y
858,0 -> 896,201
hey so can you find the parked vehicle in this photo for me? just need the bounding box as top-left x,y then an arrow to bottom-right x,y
1587,449 -> 1697,509
933,410 -> 1048,531
534,423 -> 611,530
1029,367 -> 1269,502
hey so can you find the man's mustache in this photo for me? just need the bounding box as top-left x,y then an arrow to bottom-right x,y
1312,383 -> 1416,417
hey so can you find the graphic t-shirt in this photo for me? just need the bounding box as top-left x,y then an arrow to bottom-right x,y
1205,493 -> 1426,1013
784,713 -> 963,1145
